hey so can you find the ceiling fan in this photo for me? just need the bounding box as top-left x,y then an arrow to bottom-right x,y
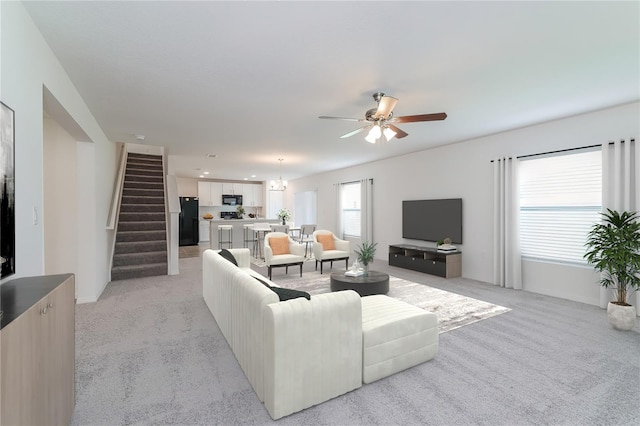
319,92 -> 447,143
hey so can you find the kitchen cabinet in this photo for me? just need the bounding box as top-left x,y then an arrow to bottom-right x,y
198,181 -> 213,206
242,183 -> 263,206
210,182 -> 223,206
1,274 -> 75,426
199,221 -> 210,242
222,182 -> 244,195
198,182 -> 223,206
200,181 -> 261,206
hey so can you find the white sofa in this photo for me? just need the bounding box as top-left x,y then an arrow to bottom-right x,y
202,248 -> 363,420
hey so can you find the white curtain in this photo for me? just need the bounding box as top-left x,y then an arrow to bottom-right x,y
601,139 -> 638,311
334,183 -> 343,238
492,157 -> 522,289
360,178 -> 373,243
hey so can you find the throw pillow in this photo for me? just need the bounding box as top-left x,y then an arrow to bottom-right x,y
252,276 -> 311,301
269,236 -> 290,255
316,233 -> 336,250
218,248 -> 238,266
270,286 -> 311,301
253,275 -> 272,288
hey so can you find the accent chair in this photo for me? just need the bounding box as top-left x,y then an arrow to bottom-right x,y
264,231 -> 306,280
312,230 -> 350,274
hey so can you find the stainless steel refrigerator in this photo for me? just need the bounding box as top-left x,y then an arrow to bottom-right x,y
179,197 -> 199,246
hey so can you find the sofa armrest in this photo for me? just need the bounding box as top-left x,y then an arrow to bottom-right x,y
264,245 -> 274,263
334,239 -> 350,252
288,241 -> 305,257
228,248 -> 251,268
263,290 -> 363,419
312,241 -> 323,259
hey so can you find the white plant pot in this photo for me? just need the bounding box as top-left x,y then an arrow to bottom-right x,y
606,302 -> 637,330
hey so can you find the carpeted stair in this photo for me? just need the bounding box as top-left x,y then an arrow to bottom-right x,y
111,153 -> 168,281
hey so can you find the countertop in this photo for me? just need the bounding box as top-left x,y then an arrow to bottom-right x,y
202,218 -> 279,222
0,273 -> 73,329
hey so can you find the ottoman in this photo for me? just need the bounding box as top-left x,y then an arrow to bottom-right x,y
360,295 -> 439,384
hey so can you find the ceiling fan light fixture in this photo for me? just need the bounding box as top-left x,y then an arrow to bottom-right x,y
383,126 -> 396,141
365,124 -> 382,143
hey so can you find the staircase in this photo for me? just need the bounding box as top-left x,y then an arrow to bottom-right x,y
111,153 -> 168,281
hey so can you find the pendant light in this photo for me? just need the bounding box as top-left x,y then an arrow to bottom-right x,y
269,158 -> 288,191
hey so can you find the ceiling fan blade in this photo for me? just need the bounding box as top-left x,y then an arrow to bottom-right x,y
340,126 -> 370,139
387,124 -> 408,139
319,116 -> 366,122
374,96 -> 398,120
392,112 -> 447,123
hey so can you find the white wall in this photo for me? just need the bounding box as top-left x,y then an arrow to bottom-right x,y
43,118 -> 77,278
287,102 -> 640,306
1,2 -> 116,302
176,177 -> 198,197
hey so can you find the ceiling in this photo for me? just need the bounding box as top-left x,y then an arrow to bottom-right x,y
24,1 -> 639,182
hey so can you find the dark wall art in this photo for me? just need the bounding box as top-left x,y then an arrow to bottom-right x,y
1,101 -> 15,279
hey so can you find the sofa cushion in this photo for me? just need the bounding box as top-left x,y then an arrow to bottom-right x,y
218,248 -> 238,266
316,234 -> 336,250
269,236 -> 290,255
253,276 -> 310,301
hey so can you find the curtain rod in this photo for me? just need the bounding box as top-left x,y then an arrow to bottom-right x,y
490,138 -> 635,162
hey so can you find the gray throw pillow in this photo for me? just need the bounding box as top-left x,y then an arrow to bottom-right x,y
218,249 -> 238,266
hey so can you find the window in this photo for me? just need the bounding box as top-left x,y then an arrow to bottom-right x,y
519,149 -> 602,264
341,182 -> 361,237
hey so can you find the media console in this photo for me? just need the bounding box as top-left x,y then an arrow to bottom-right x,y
388,244 -> 461,278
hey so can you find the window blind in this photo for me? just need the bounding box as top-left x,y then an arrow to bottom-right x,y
341,182 -> 361,237
519,149 -> 602,264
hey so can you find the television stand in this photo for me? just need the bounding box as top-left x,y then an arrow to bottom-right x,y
388,244 -> 461,278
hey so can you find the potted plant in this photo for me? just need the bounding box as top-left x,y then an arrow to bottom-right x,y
584,209 -> 640,330
236,205 -> 245,219
355,241 -> 377,276
277,208 -> 290,225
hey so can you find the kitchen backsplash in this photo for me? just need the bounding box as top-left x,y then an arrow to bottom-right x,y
199,205 -> 262,219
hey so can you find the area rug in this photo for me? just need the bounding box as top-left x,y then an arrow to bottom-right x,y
272,273 -> 511,333
250,255 -> 315,267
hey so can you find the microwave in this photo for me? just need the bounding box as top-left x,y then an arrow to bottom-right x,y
222,194 -> 243,206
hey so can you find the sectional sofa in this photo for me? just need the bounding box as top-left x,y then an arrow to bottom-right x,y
202,248 -> 438,419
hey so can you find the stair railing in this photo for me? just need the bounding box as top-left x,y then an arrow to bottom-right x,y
106,143 -> 127,230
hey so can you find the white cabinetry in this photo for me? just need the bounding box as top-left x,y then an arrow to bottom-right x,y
222,182 -> 241,194
210,182 -> 223,206
198,181 -> 213,206
198,182 -> 223,206
242,183 -> 263,206
199,221 -> 210,242
199,181 -> 261,206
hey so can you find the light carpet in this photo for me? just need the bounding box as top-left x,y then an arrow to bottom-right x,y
71,256 -> 640,425
270,272 -> 511,333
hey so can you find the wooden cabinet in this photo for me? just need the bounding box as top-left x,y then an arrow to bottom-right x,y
1,274 -> 75,426
388,245 -> 461,278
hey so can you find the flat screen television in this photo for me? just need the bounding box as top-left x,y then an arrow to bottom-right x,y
402,198 -> 462,244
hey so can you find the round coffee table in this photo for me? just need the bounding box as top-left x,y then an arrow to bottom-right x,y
330,271 -> 390,297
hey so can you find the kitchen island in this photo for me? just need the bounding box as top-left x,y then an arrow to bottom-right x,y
207,218 -> 282,251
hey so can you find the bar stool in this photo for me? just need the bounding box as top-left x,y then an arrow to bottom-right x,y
243,224 -> 257,255
218,224 -> 233,249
